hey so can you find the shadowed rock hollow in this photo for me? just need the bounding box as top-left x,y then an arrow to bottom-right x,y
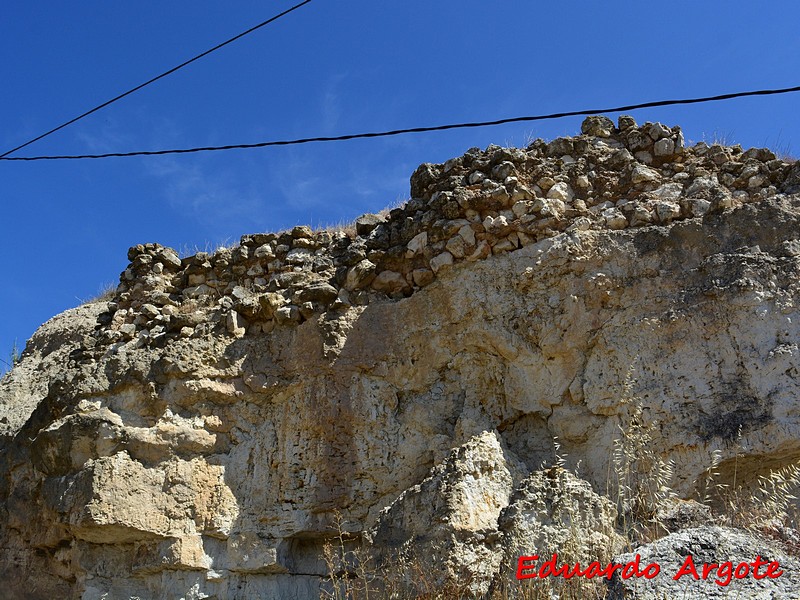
2,115 -> 800,599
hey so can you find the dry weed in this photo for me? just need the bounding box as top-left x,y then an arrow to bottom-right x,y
318,367 -> 800,598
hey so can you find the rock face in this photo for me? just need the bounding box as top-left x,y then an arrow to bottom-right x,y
2,116 -> 800,598
608,527 -> 800,599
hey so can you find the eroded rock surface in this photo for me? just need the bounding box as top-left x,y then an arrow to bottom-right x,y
608,527 -> 800,599
2,116 -> 800,598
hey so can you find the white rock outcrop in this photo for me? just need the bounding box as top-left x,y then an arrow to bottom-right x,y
2,118 -> 800,598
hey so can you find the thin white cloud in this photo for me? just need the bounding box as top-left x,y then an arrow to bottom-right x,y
73,116 -> 136,154
264,145 -> 411,229
321,73 -> 348,133
146,156 -> 262,225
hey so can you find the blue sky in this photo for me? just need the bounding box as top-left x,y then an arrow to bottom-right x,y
1,1 -> 799,367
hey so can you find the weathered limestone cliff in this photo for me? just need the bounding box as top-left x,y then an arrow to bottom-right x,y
2,116 -> 800,599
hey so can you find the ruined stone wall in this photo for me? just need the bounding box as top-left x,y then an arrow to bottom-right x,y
2,116 -> 800,599
95,115 -> 797,355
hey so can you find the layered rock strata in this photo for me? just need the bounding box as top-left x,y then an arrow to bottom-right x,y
2,116 -> 800,599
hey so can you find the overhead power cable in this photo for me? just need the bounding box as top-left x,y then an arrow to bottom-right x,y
0,0 -> 313,159
2,84 -> 799,162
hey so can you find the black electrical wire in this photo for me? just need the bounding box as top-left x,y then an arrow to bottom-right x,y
1,84 -> 798,161
0,0 -> 313,159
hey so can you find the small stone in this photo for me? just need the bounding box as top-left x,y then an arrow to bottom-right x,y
511,201 -> 532,218
685,176 -> 716,197
732,190 -> 751,204
581,115 -> 615,137
626,129 -> 653,152
258,292 -> 288,318
742,147 -> 777,162
442,157 -> 460,173
629,204 -> 654,226
487,183 -> 511,205
740,164 -> 760,179
299,302 -> 316,319
291,237 -> 316,249
371,271 -> 411,296
253,244 -> 274,259
411,268 -> 435,288
546,138 -> 574,157
291,225 -> 313,239
406,232 -> 428,257
648,122 -> 672,141
159,248 -> 183,270
511,185 -> 535,202
537,177 -> 556,191
540,198 -> 565,217
492,239 -> 516,254
483,215 -> 510,235
605,149 -> 634,169
617,115 -> 637,131
355,214 -> 385,236
458,224 -> 476,247
234,245 -> 249,261
345,259 -> 377,291
275,305 -> 301,324
655,201 -> 681,224
295,282 -> 339,304
285,248 -> 314,265
634,151 -> 653,165
631,164 -> 661,185
547,182 -> 574,203
430,252 -> 454,274
466,241 -> 491,262
468,171 -> 486,185
566,216 -> 593,232
602,208 -> 628,230
445,235 -> 468,259
135,330 -> 150,348
226,311 -> 246,337
653,138 -> 675,157
748,174 -> 767,188
141,304 -> 160,319
674,129 -> 685,150
688,198 -> 712,217
651,182 -> 683,201
499,208 -> 515,221
491,161 -> 515,181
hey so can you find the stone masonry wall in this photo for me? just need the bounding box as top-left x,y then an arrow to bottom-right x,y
83,115 -> 798,359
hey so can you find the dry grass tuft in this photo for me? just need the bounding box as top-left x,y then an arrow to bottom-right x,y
316,365 -> 800,598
